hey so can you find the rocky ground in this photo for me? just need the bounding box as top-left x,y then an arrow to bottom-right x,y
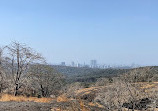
0,101 -> 52,111
0,100 -> 106,111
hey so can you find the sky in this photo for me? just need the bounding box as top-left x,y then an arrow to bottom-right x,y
0,0 -> 158,66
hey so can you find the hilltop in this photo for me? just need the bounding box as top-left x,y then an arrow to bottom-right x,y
52,65 -> 158,83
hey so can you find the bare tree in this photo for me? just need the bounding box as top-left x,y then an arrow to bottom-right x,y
0,47 -> 8,93
4,41 -> 44,96
29,64 -> 64,97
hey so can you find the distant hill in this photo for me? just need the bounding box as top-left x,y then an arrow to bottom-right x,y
52,65 -> 158,84
52,65 -> 129,83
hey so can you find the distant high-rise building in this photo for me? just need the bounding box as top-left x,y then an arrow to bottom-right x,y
90,60 -> 97,68
71,61 -> 75,67
61,62 -> 66,66
77,63 -> 81,67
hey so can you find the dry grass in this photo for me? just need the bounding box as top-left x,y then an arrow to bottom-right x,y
0,94 -> 53,103
140,82 -> 157,89
75,87 -> 101,95
139,82 -> 158,94
88,102 -> 95,107
79,100 -> 90,111
56,95 -> 69,102
88,102 -> 104,108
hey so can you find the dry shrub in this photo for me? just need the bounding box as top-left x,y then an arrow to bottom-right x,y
94,78 -> 110,86
67,100 -> 90,111
0,94 -> 52,103
95,79 -> 145,110
62,82 -> 83,98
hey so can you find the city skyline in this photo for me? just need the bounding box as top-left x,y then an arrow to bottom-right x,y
56,60 -> 140,69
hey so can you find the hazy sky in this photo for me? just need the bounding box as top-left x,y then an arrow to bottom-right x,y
0,0 -> 158,66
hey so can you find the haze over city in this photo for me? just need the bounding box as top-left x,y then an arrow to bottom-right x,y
0,0 -> 158,66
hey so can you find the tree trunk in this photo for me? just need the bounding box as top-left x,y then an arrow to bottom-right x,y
14,83 -> 19,96
41,85 -> 45,97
